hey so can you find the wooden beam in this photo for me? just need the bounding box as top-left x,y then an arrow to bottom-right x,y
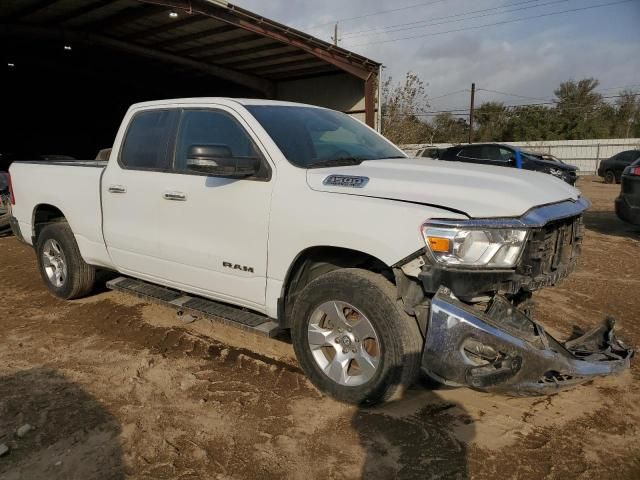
6,0 -> 62,21
251,58 -> 326,75
81,5 -> 165,31
0,23 -> 275,96
223,49 -> 308,68
203,43 -> 291,63
43,0 -> 109,26
176,33 -> 262,56
126,14 -> 207,41
364,73 -> 376,128
268,65 -> 339,81
154,24 -> 236,49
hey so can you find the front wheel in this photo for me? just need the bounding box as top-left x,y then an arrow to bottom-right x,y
604,170 -> 615,184
36,222 -> 96,299
291,269 -> 423,405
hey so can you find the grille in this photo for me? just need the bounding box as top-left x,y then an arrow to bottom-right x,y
515,214 -> 584,290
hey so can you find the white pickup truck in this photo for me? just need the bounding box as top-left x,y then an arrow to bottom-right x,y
8,98 -> 632,404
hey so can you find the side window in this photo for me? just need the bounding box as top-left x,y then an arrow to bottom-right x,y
621,151 -> 640,163
174,109 -> 264,173
499,147 -> 514,161
482,145 -> 503,161
120,110 -> 178,170
458,146 -> 485,160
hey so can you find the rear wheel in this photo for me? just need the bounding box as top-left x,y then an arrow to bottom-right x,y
604,170 -> 615,184
36,222 -> 95,299
291,268 -> 423,405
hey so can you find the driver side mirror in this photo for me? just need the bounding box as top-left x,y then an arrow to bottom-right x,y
186,144 -> 260,178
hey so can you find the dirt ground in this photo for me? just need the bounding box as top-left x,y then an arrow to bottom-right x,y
1,177 -> 639,480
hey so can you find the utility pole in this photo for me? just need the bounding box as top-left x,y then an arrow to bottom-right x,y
332,22 -> 339,46
468,82 -> 475,144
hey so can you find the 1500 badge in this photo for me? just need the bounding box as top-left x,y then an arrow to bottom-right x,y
323,175 -> 369,188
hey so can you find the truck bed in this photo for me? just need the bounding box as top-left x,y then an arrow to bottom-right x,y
9,160 -> 113,269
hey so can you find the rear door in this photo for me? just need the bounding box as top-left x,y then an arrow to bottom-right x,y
102,108 -> 180,277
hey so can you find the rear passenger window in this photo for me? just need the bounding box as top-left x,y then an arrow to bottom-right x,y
120,110 -> 178,170
622,151 -> 640,163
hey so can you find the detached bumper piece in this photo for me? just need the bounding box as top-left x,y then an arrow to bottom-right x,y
422,287 -> 633,395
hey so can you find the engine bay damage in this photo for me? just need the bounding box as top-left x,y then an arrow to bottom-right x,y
421,287 -> 633,395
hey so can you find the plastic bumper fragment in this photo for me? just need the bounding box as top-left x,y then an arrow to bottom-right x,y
422,287 -> 633,395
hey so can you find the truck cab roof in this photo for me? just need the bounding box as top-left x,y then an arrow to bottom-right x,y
128,97 -> 324,111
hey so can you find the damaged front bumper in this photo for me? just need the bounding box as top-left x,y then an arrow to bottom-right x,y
422,287 -> 633,395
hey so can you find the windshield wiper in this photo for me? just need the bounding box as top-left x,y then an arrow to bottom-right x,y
307,157 -> 365,169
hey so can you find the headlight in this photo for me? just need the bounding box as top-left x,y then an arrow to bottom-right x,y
548,167 -> 564,178
422,225 -> 528,268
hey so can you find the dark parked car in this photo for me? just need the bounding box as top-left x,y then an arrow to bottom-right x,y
439,143 -> 578,185
615,158 -> 640,225
597,149 -> 640,184
0,173 -> 10,234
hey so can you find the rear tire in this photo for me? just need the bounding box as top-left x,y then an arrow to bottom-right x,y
604,170 -> 615,184
291,268 -> 423,405
36,222 -> 96,299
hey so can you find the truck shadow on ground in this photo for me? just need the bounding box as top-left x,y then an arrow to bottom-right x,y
582,210 -> 640,240
352,379 -> 471,479
0,368 -> 124,480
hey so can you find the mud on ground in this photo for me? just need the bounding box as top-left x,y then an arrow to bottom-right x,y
0,177 -> 639,479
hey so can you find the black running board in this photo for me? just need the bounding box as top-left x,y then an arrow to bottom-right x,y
106,276 -> 282,338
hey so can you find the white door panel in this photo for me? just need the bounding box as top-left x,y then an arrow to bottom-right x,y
103,169 -> 167,269
155,173 -> 272,304
102,105 -> 274,307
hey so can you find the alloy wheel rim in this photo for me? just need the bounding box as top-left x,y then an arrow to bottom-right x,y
42,239 -> 67,288
307,300 -> 381,387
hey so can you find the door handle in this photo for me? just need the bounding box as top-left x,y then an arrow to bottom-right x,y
108,185 -> 126,194
163,191 -> 187,201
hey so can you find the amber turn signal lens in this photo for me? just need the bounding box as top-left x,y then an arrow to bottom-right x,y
427,236 -> 450,253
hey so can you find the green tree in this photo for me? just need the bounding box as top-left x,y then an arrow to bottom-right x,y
474,101 -> 509,141
613,90 -> 640,138
553,78 -> 611,139
431,113 -> 469,144
381,72 -> 432,144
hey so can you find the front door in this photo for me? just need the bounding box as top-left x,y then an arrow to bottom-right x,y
152,106 -> 274,309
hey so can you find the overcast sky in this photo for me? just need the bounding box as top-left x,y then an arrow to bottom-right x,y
235,0 -> 640,111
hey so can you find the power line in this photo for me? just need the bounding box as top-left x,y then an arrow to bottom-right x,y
346,0 -> 633,47
305,0 -> 450,30
476,84 -> 640,103
428,89 -> 470,100
596,83 -> 640,92
476,88 -> 552,101
342,0 -> 559,39
384,93 -> 640,117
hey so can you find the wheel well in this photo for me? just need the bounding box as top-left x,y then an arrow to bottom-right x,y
279,246 -> 393,328
32,204 -> 66,240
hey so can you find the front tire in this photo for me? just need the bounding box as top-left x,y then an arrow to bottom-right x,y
291,269 -> 423,405
604,170 -> 615,184
36,222 -> 96,299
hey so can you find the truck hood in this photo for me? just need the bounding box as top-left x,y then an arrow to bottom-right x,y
306,157 -> 581,218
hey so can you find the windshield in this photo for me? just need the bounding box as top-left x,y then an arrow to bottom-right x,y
246,105 -> 405,168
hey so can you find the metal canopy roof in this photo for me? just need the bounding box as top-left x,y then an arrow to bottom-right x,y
0,0 -> 381,98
